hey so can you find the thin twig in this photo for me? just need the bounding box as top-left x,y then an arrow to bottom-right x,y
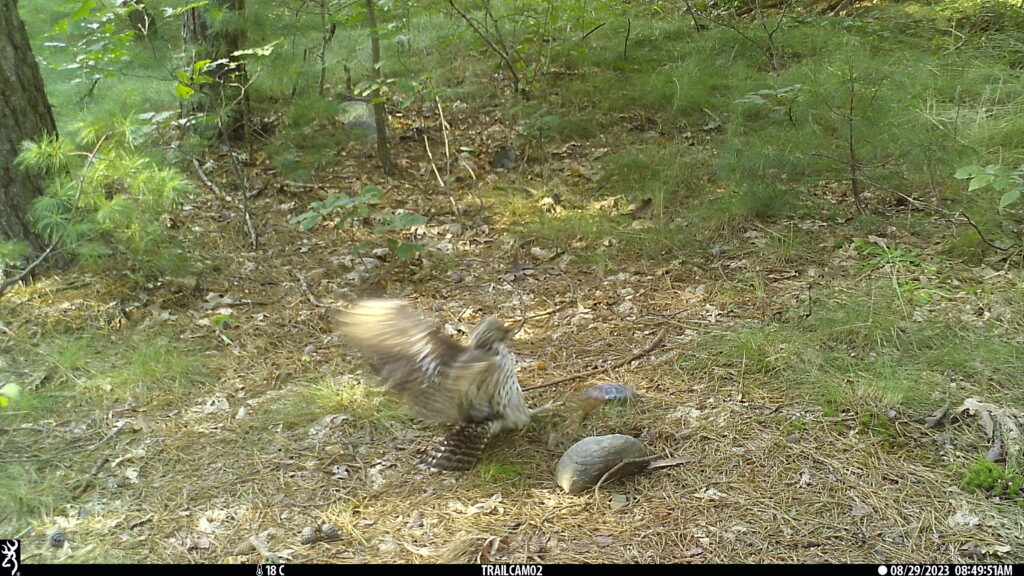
73,456 -> 110,496
0,241 -> 57,298
295,272 -> 329,308
197,158 -> 259,250
89,421 -> 128,450
524,327 -> 668,392
423,96 -> 462,223
593,456 -> 656,492
234,166 -> 259,250
192,158 -> 231,201
446,0 -> 523,94
857,174 -> 1018,252
580,22 -> 606,41
244,209 -> 258,250
523,299 -> 574,321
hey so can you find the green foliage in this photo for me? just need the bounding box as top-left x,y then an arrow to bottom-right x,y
0,241 -> 32,274
211,314 -> 237,328
736,84 -> 802,123
49,0 -> 136,82
961,458 -> 1024,501
176,59 -> 216,100
290,186 -> 427,261
0,464 -> 71,527
935,0 -> 1024,34
264,94 -> 360,180
852,238 -> 922,270
37,331 -> 211,408
290,185 -> 384,231
955,164 -> 1024,210
15,119 -> 193,277
687,273 -> 1021,416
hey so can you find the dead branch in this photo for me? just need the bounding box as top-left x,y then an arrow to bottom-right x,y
524,327 -> 668,392
423,97 -> 462,223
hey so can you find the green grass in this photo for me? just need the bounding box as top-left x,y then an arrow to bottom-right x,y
0,324 -> 212,533
473,460 -> 527,485
687,270 -> 1023,417
0,465 -> 73,531
263,373 -> 409,434
35,332 -> 211,409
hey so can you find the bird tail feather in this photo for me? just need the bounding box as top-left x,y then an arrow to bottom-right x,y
421,422 -> 496,471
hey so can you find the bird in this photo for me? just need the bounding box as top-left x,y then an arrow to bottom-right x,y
334,299 -> 535,471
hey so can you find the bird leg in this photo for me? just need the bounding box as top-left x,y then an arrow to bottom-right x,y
529,400 -> 563,418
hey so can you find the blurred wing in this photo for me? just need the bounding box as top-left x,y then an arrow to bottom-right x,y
334,299 -> 500,424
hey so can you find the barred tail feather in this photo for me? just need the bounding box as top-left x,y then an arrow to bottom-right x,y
421,422 -> 496,471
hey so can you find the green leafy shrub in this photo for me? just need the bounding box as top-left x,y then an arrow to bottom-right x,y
955,164 -> 1024,210
290,185 -> 427,260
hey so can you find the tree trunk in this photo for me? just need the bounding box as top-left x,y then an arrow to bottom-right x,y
0,0 -> 58,253
181,0 -> 250,141
365,0 -> 394,175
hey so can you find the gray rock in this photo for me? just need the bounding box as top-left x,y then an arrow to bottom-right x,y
555,434 -> 647,494
338,101 -> 377,140
490,146 -> 516,169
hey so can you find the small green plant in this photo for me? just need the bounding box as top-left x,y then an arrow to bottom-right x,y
955,164 -> 1024,210
852,238 -> 921,270
290,185 -> 383,232
211,314 -> 237,329
290,185 -> 428,260
736,84 -> 803,124
961,458 -> 1023,500
175,59 -> 216,100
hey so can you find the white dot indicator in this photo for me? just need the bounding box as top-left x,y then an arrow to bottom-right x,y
878,567 -> 888,576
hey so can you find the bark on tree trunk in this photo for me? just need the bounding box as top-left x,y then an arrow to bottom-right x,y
0,0 -> 58,253
365,0 -> 394,175
181,0 -> 250,141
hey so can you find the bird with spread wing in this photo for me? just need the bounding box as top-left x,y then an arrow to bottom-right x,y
334,299 -> 537,471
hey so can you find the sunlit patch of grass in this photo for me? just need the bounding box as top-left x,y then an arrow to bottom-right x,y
267,373 -> 409,434
0,465 -> 73,532
24,329 -> 211,414
109,337 -> 209,404
43,336 -> 97,386
513,208 -> 621,248
473,460 -> 526,485
687,273 -> 1023,417
49,333 -> 209,407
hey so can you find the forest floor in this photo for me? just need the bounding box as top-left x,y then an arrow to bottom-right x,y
6,2 -> 1024,558
5,102 -> 1024,564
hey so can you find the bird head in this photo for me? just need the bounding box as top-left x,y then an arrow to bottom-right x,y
469,316 -> 509,351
